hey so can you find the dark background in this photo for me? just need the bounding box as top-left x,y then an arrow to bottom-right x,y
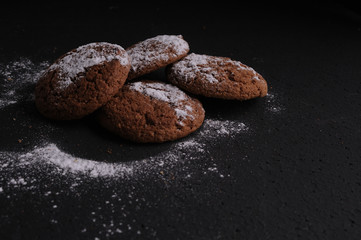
1,2 -> 361,239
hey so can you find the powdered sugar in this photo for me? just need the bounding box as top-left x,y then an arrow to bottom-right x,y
232,60 -> 261,81
201,119 -> 248,137
265,92 -> 284,113
0,58 -> 49,108
126,35 -> 189,76
169,53 -> 261,84
129,81 -> 196,125
171,53 -> 220,84
129,81 -> 187,104
46,42 -> 129,90
0,118 -> 247,182
0,109 -> 256,238
19,144 -> 133,178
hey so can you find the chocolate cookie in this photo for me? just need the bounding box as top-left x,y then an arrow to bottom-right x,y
35,42 -> 131,120
166,53 -> 268,100
126,35 -> 189,80
97,80 -> 205,143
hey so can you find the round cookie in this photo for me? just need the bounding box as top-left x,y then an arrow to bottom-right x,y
126,35 -> 189,80
35,42 -> 131,120
96,80 -> 205,143
166,53 -> 268,100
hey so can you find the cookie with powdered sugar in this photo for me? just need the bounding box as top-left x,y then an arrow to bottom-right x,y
35,42 -> 131,120
166,53 -> 268,100
96,80 -> 205,143
126,35 -> 189,80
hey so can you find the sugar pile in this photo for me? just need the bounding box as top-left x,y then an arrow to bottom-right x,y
0,118 -> 247,180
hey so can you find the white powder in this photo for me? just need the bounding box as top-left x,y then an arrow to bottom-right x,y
201,119 -> 248,138
129,81 -> 187,104
126,35 -> 189,74
0,118 -> 247,180
46,42 -> 129,90
170,53 -> 261,85
19,144 -> 133,178
171,53 -> 220,84
0,58 -> 49,108
129,81 -> 195,125
265,92 -> 284,113
9,177 -> 27,185
2,115 -> 243,237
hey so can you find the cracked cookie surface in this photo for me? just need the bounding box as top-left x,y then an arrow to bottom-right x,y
35,42 -> 130,120
96,80 -> 205,143
166,53 -> 267,100
126,35 -> 189,80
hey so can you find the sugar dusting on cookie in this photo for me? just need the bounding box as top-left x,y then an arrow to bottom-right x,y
129,81 -> 195,125
171,53 -> 220,84
170,53 -> 261,84
46,42 -> 129,90
126,35 -> 189,75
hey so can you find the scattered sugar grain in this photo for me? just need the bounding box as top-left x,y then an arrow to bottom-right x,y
47,42 -> 129,90
0,58 -> 49,108
265,92 -> 284,114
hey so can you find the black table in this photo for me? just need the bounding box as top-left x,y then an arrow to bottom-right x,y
1,3 -> 360,239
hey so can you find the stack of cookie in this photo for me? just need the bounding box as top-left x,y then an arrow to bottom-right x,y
35,35 -> 267,143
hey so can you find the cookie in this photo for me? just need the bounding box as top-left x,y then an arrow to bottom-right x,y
126,35 -> 189,80
96,80 -> 205,143
166,53 -> 268,100
35,42 -> 131,120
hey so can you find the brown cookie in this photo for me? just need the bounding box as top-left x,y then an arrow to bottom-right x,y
96,80 -> 205,143
126,35 -> 189,80
35,42 -> 131,120
166,53 -> 268,100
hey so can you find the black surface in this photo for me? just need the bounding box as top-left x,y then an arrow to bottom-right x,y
1,3 -> 361,239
